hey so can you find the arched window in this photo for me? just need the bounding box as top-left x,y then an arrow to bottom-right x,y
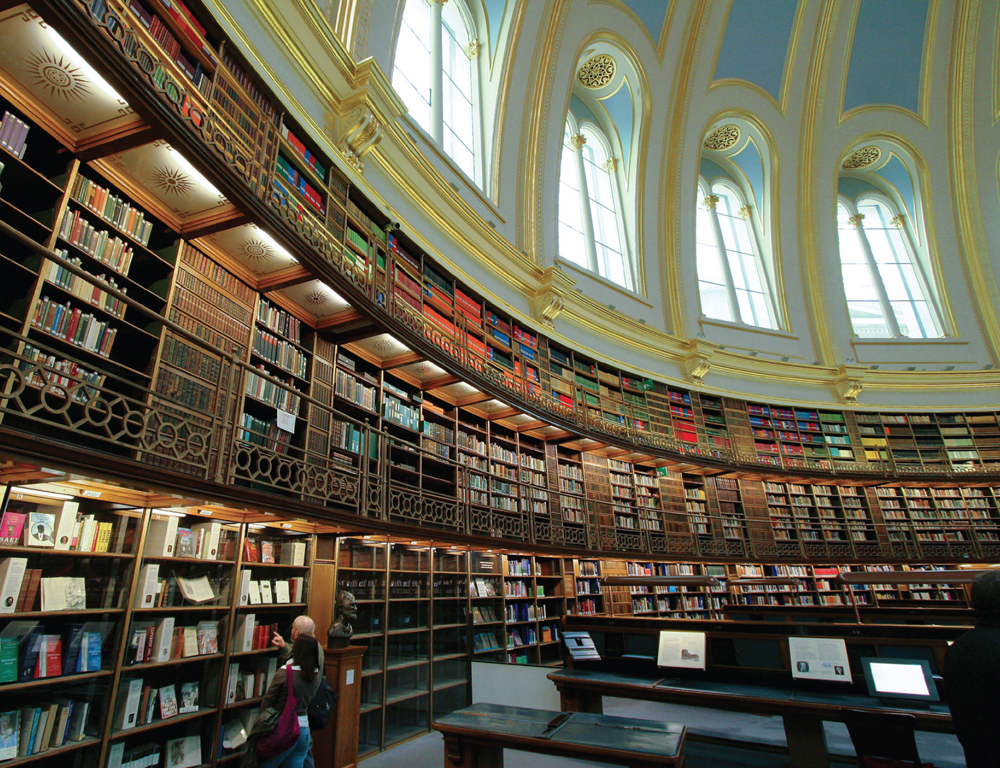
695,180 -> 776,329
837,196 -> 941,338
558,119 -> 634,291
392,0 -> 479,182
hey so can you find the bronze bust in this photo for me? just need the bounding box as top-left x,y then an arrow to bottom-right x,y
327,589 -> 358,648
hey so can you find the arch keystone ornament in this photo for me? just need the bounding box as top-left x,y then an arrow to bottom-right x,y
834,365 -> 866,405
842,146 -> 881,169
577,54 -> 616,89
531,266 -> 575,329
703,125 -> 739,151
682,340 -> 717,385
338,105 -> 382,171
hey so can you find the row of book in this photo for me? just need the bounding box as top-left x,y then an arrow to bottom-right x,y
126,618 -> 218,665
237,573 -> 305,605
245,366 -> 302,413
472,631 -> 501,652
256,298 -> 302,344
32,295 -> 119,357
0,502 -> 128,552
0,110 -> 29,158
253,328 -> 308,378
43,251 -> 127,318
0,621 -> 104,683
180,244 -> 256,306
114,677 -> 200,730
68,174 -> 154,247
226,658 -> 277,703
243,538 -> 307,566
145,518 -> 240,560
172,285 -> 251,346
272,176 -> 322,214
107,735 -> 201,768
232,615 -> 279,653
127,0 -> 208,87
56,209 -> 136,275
20,343 -> 104,400
274,153 -> 325,213
0,699 -> 90,760
279,125 -> 326,178
160,334 -> 222,384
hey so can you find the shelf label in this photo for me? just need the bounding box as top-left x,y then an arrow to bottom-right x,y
345,669 -> 355,686
277,409 -> 296,432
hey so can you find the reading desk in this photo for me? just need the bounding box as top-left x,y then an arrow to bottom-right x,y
547,668 -> 952,768
432,702 -> 687,768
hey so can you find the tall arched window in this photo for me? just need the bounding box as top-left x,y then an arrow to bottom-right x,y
837,196 -> 941,338
695,181 -> 776,329
392,0 -> 479,182
558,119 -> 634,291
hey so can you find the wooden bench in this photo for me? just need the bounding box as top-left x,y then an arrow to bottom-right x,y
432,702 -> 687,768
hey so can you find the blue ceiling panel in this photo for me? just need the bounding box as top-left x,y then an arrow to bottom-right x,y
483,0 -> 505,60
714,0 -> 797,101
838,176 -> 880,202
731,140 -> 764,216
620,0 -> 669,42
700,157 -> 733,185
569,94 -> 601,126
601,87 -> 634,166
874,154 -> 916,222
844,0 -> 927,113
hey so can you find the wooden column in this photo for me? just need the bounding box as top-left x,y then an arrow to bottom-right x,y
312,644 -> 366,768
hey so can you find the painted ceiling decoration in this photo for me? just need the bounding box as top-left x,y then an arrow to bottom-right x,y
577,53 -> 616,88
843,0 -> 928,114
713,0 -> 797,101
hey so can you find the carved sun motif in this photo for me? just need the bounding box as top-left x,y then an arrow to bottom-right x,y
374,339 -> 395,353
150,166 -> 193,196
239,238 -> 274,262
303,290 -> 327,306
25,49 -> 91,102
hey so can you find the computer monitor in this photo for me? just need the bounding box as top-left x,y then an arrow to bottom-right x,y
656,630 -> 706,671
861,657 -> 940,703
788,637 -> 852,683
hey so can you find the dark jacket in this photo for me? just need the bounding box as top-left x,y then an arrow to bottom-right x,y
944,623 -> 1000,768
260,663 -> 322,718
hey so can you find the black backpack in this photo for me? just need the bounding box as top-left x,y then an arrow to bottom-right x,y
307,677 -> 338,730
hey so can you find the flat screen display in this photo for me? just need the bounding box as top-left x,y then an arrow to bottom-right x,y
657,630 -> 706,670
861,657 -> 940,703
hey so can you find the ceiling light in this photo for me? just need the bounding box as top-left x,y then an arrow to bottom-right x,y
169,148 -> 223,196
45,27 -> 124,101
252,227 -> 296,262
281,523 -> 293,529
198,509 -> 213,516
151,508 -> 187,518
248,523 -> 267,530
11,486 -> 74,500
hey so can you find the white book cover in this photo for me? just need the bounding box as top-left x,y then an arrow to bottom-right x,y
78,516 -> 97,552
137,564 -> 160,608
258,581 -> 273,604
145,517 -> 179,557
235,614 -> 255,653
279,541 -> 306,566
106,741 -> 124,768
52,502 -> 79,551
0,557 -> 27,614
247,581 -> 261,605
116,678 -> 143,730
158,684 -> 178,719
226,662 -> 239,703
191,522 -> 220,560
238,571 -> 251,606
153,617 -> 175,663
273,581 -> 290,604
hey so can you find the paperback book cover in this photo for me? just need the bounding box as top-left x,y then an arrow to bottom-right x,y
25,512 -> 55,547
179,682 -> 199,713
0,511 -> 26,546
0,709 -> 18,760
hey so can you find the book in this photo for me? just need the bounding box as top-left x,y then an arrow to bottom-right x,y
52,501 -> 79,550
248,580 -> 261,605
196,620 -> 218,654
191,522 -> 220,559
182,626 -> 198,657
174,527 -> 194,557
115,677 -> 143,730
234,614 -> 255,652
18,569 -> 42,612
259,580 -> 273,604
279,540 -> 306,565
36,634 -> 62,678
67,700 -> 89,741
19,628 -> 44,681
0,510 -> 26,545
0,709 -> 19,759
145,515 -> 179,557
0,637 -> 17,683
273,580 -> 290,603
37,702 -> 58,753
63,624 -> 85,675
50,700 -> 73,748
24,511 -> 55,547
176,574 -> 215,603
159,684 -> 178,719
153,617 -> 175,663
165,734 -> 201,768
0,557 -> 27,613
137,563 -> 160,607
16,707 -> 37,757
40,576 -> 87,611
82,630 -> 102,672
179,681 -> 199,713
260,540 -> 274,563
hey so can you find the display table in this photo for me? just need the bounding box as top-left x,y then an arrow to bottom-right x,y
432,702 -> 687,768
548,668 -> 953,768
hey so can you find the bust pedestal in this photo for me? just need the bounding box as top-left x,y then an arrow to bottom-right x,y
311,644 -> 366,768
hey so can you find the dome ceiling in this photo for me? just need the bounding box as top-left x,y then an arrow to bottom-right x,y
208,0 -> 1000,411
